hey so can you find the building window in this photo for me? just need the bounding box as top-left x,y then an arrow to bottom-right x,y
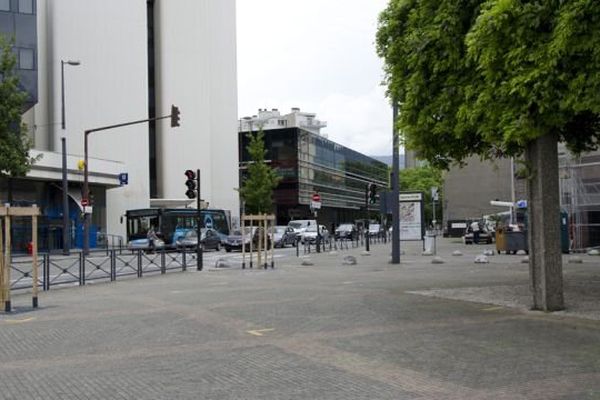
0,0 -> 10,11
19,48 -> 34,70
18,0 -> 33,14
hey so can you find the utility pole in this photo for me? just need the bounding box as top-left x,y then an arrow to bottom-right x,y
391,102 -> 401,264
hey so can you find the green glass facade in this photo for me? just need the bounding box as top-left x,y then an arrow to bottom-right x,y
239,127 -> 388,225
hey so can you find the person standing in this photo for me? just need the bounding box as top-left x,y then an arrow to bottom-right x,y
470,220 -> 481,244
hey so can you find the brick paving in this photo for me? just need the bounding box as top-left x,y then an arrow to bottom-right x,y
1,238 -> 600,399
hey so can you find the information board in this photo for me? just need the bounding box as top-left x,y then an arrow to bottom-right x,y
399,192 -> 424,241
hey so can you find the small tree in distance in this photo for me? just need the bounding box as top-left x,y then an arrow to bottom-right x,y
0,34 -> 35,177
239,129 -> 281,215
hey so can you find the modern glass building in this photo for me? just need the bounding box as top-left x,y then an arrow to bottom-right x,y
0,0 -> 37,110
239,127 -> 389,226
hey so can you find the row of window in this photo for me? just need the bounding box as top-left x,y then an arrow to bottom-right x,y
0,0 -> 34,14
16,47 -> 34,69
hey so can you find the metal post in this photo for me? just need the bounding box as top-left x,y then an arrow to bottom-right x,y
391,102 -> 401,264
270,217 -> 275,269
83,131 -> 90,255
0,214 -> 4,305
242,216 -> 246,268
32,211 -> 39,308
365,187 -> 370,252
196,169 -> 203,271
61,61 -> 66,130
62,138 -> 70,255
510,157 -> 516,225
4,207 -> 11,312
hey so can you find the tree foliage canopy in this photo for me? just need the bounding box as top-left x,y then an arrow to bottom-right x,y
376,0 -> 600,169
399,165 -> 443,223
0,35 -> 34,177
239,130 -> 281,215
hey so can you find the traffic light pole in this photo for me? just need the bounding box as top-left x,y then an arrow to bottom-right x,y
365,185 -> 370,252
83,107 -> 180,255
196,169 -> 203,271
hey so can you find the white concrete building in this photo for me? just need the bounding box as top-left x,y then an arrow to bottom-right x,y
5,0 -> 239,248
239,108 -> 327,136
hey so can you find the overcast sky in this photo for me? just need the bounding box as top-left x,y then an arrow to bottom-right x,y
236,0 -> 394,156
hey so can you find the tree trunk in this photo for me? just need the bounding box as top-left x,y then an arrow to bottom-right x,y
526,133 -> 564,311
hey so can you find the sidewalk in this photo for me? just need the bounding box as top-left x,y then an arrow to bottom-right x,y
1,237 -> 600,399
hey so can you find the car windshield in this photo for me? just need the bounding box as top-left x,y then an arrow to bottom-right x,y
370,224 -> 380,230
274,227 -> 286,234
337,224 -> 352,230
288,222 -> 303,229
306,225 -> 318,233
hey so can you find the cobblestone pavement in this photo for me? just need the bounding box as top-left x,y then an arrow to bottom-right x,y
2,238 -> 600,399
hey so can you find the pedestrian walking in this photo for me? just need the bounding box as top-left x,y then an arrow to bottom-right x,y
470,220 -> 481,244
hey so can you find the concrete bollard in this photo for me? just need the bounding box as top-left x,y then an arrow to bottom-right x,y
361,251 -> 371,256
521,256 -> 529,264
452,250 -> 463,256
215,258 -> 231,268
474,255 -> 489,264
431,256 -> 444,264
483,249 -> 495,256
343,255 -> 357,265
587,249 -> 600,256
568,256 -> 583,264
301,257 -> 314,266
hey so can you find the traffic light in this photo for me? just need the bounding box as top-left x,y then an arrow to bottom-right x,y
368,183 -> 378,204
171,105 -> 181,127
185,169 -> 197,199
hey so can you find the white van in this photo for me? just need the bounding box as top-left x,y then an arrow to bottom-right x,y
287,219 -> 317,240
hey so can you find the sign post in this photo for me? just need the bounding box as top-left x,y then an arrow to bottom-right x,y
310,193 -> 322,252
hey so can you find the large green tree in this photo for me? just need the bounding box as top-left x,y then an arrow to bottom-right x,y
239,130 -> 281,215
399,165 -> 444,225
377,0 -> 600,311
0,35 -> 34,177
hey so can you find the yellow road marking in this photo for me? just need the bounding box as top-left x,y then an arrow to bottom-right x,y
3,317 -> 36,324
482,306 -> 504,312
247,328 -> 275,337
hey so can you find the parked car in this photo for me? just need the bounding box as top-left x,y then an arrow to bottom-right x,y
300,225 -> 329,244
335,223 -> 357,240
368,223 -> 383,238
176,228 -> 222,251
224,227 -> 272,252
287,219 -> 317,241
463,222 -> 494,244
273,225 -> 296,248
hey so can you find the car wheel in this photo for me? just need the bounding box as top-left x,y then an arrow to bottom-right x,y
216,243 -> 220,251
225,247 -> 231,252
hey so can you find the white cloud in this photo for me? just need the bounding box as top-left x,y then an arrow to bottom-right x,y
237,0 -> 394,156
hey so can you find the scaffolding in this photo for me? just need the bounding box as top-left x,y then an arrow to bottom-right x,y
559,152 -> 600,250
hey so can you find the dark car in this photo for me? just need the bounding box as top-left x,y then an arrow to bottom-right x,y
176,228 -> 222,251
335,223 -> 357,240
273,225 -> 296,248
224,227 -> 272,252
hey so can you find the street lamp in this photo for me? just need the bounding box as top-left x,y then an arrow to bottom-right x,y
60,59 -> 80,255
61,60 -> 80,130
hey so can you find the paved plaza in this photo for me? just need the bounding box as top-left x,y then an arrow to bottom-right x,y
2,238 -> 600,399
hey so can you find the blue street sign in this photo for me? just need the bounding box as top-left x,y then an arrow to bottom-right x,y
118,173 -> 129,186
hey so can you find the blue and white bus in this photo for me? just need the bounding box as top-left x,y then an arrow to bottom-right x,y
125,208 -> 230,249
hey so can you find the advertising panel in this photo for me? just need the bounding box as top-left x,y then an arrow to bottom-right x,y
399,192 -> 424,241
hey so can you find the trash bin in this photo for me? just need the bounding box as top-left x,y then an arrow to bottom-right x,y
504,230 -> 528,254
495,228 -> 507,253
424,231 -> 437,255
